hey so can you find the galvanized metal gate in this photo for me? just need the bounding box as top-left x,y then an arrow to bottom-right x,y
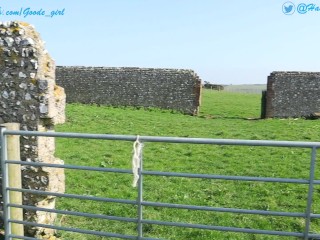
0,128 -> 319,239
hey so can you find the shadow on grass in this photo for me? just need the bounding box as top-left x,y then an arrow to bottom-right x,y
198,114 -> 262,121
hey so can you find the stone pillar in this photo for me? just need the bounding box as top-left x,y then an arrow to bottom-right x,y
0,21 -> 65,237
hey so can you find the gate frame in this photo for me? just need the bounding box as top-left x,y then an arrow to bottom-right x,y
1,127 -> 320,239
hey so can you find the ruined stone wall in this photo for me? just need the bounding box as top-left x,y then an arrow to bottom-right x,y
264,71 -> 320,118
0,21 -> 65,237
56,66 -> 202,115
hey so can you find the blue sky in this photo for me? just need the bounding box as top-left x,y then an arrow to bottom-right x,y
1,0 -> 320,84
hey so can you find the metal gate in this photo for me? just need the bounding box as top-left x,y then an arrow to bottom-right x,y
0,127 -> 319,239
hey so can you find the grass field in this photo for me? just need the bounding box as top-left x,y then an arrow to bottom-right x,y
54,90 -> 320,239
223,84 -> 266,94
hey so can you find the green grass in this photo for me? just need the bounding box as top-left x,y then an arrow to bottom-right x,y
223,84 -> 266,94
54,90 -> 320,239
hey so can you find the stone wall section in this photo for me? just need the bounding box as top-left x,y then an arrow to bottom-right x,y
265,71 -> 320,118
56,66 -> 202,115
0,21 -> 65,237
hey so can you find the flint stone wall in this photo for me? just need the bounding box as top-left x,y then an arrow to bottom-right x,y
56,66 -> 202,115
264,71 -> 320,118
0,21 -> 65,237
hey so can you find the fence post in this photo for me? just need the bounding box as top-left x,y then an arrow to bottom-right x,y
3,123 -> 24,238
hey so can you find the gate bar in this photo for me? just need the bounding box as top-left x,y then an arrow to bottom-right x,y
0,126 -> 10,240
304,146 -> 317,240
4,130 -> 320,148
5,160 -> 319,184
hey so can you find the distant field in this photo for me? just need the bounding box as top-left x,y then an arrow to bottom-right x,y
223,84 -> 266,94
54,90 -> 320,239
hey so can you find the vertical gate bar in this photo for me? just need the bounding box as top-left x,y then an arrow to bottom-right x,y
304,146 -> 317,240
1,127 -> 11,240
137,150 -> 143,239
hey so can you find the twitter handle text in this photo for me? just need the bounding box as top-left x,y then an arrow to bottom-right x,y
297,3 -> 320,14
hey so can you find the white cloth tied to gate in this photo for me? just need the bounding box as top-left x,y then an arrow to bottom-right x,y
132,135 -> 143,187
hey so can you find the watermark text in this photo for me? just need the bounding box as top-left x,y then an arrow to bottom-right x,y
0,7 -> 65,18
282,2 -> 320,15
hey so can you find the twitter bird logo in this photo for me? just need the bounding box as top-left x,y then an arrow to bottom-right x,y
282,2 -> 295,15
284,5 -> 293,13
